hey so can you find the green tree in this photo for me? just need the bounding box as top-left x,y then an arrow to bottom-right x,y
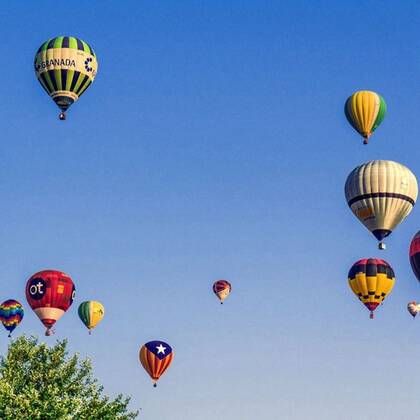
0,335 -> 138,419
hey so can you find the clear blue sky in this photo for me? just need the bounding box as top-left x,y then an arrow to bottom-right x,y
0,1 -> 420,419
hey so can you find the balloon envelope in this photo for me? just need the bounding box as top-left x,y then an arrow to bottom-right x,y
139,341 -> 174,386
25,270 -> 75,335
78,301 -> 105,332
348,258 -> 395,318
0,300 -> 23,336
345,160 -> 418,248
409,231 -> 420,281
344,90 -> 386,143
213,280 -> 232,303
407,301 -> 420,318
34,36 -> 98,118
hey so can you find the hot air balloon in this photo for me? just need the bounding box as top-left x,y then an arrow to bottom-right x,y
407,301 -> 420,318
345,160 -> 418,250
34,36 -> 98,120
78,301 -> 105,334
409,231 -> 420,281
0,300 -> 24,337
213,280 -> 232,304
139,341 -> 174,387
348,258 -> 395,319
25,270 -> 75,336
344,90 -> 387,144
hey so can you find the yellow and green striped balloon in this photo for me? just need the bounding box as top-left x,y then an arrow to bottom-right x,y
78,301 -> 105,334
344,90 -> 386,144
34,36 -> 98,120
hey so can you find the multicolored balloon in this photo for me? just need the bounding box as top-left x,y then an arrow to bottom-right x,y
78,301 -> 105,334
407,301 -> 420,318
212,280 -> 232,304
25,270 -> 75,336
409,231 -> 420,282
344,90 -> 387,144
348,258 -> 395,319
345,160 -> 418,250
0,300 -> 24,337
34,36 -> 98,120
139,341 -> 174,387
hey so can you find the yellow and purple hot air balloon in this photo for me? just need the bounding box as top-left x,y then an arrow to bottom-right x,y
344,90 -> 387,144
0,299 -> 24,337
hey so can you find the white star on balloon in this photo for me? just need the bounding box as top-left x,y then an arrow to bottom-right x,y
156,344 -> 166,354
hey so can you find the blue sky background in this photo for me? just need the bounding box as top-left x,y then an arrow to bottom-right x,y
0,1 -> 420,419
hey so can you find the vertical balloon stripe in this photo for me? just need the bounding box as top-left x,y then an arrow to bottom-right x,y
76,79 -> 92,97
372,96 -> 386,131
69,71 -> 81,93
53,36 -> 64,49
69,37 -> 78,49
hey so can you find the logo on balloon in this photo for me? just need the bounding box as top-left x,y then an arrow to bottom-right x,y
28,278 -> 46,300
84,57 -> 93,72
70,286 -> 76,303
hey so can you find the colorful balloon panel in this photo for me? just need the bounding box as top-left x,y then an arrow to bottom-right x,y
345,160 -> 418,248
34,36 -> 98,117
25,270 -> 75,335
344,90 -> 386,143
213,280 -> 232,303
409,231 -> 420,281
348,258 -> 395,318
78,301 -> 105,332
0,300 -> 24,336
139,341 -> 174,386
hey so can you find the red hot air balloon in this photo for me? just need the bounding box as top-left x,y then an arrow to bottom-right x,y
212,280 -> 232,304
409,231 -> 420,281
25,270 -> 75,336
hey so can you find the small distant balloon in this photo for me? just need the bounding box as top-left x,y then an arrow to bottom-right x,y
344,90 -> 386,144
213,280 -> 232,304
78,301 -> 105,334
407,301 -> 420,318
25,270 -> 75,336
139,341 -> 174,387
0,300 -> 24,337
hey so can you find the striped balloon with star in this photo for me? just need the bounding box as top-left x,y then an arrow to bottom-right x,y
139,341 -> 174,387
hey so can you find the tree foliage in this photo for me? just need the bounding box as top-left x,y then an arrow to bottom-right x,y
0,336 -> 138,419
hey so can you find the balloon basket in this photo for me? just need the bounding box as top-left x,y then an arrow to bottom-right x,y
153,383 -> 157,388
59,112 -> 66,121
378,242 -> 386,250
369,312 -> 374,319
